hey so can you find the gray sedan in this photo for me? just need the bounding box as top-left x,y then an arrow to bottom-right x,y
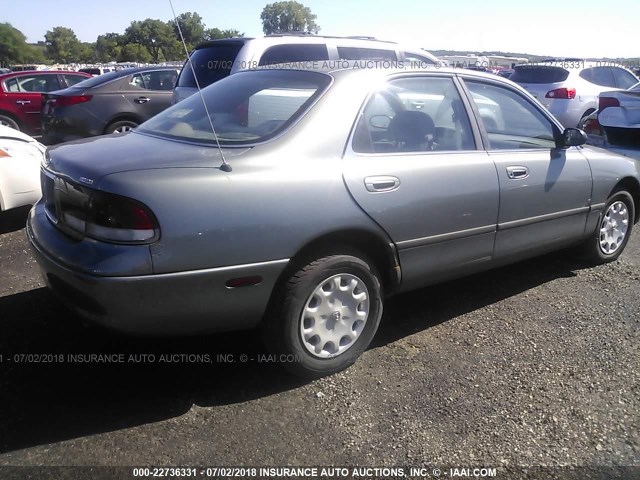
27,66 -> 639,378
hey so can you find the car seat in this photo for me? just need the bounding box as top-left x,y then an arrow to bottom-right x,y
388,110 -> 436,151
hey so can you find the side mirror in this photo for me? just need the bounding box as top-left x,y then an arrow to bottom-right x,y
560,128 -> 587,148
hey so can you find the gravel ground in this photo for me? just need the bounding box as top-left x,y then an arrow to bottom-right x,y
0,205 -> 638,479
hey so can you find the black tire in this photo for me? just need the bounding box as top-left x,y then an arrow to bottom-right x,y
579,190 -> 635,264
262,254 -> 383,378
0,114 -> 19,131
106,120 -> 138,135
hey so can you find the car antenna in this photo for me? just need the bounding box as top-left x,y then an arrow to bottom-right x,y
169,0 -> 232,172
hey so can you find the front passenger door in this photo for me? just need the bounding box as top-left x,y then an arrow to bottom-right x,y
464,79 -> 592,260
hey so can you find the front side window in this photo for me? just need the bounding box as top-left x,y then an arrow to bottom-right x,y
140,70 -> 178,90
612,68 -> 638,89
352,76 -> 475,153
138,70 -> 331,145
465,80 -> 557,150
583,67 -> 616,87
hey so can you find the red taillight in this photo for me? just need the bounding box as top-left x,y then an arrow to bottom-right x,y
49,95 -> 92,109
545,88 -> 576,99
51,178 -> 159,244
599,97 -> 620,111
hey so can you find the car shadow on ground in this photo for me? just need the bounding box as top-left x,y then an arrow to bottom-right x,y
0,206 -> 31,235
0,250 -> 586,453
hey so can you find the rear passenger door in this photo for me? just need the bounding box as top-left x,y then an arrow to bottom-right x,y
343,74 -> 499,291
462,78 -> 592,259
121,70 -> 177,120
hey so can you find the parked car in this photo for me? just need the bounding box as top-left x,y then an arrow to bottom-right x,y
172,34 -> 442,103
597,81 -> 640,145
0,70 -> 91,134
78,67 -> 115,76
40,66 -> 180,144
28,66 -> 639,378
0,125 -> 45,211
510,60 -> 639,128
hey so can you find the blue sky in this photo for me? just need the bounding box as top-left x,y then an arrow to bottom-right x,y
3,0 -> 639,58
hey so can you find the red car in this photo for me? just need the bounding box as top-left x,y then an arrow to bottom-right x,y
0,70 -> 91,135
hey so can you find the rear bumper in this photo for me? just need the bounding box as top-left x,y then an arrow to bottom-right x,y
27,203 -> 288,336
599,106 -> 640,129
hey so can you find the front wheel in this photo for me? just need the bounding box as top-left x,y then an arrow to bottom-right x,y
263,254 -> 383,378
0,115 -> 19,131
579,190 -> 634,264
106,120 -> 138,135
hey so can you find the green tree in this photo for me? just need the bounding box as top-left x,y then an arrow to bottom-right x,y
44,26 -> 82,63
172,12 -> 206,49
96,33 -> 123,63
118,43 -> 152,63
0,23 -> 44,67
260,1 -> 319,35
77,42 -> 97,63
205,28 -> 245,40
124,19 -> 181,63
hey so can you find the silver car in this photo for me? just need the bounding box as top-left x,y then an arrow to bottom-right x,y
510,60 -> 639,128
27,66 -> 640,378
598,81 -> 640,145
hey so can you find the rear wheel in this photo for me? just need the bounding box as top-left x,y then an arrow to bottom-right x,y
106,120 -> 138,135
0,114 -> 19,131
262,254 -> 383,378
579,190 -> 634,264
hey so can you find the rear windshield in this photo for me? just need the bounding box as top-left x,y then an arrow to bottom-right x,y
177,43 -> 244,89
79,68 -> 100,75
510,66 -> 569,84
138,70 -> 332,146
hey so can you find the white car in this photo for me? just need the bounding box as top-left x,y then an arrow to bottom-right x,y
598,82 -> 640,145
510,61 -> 639,128
0,125 -> 45,212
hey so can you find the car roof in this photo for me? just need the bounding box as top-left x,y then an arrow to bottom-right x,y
194,35 -> 403,50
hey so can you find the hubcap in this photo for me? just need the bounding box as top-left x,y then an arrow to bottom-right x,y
599,200 -> 629,255
114,125 -> 134,133
300,274 -> 370,358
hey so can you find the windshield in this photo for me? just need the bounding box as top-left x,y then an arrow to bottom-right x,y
138,69 -> 332,145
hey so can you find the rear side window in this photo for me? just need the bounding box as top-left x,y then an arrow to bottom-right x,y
337,47 -> 397,61
64,74 -> 88,87
258,44 -> 329,66
580,67 -> 615,87
177,43 -> 244,89
510,66 -> 569,84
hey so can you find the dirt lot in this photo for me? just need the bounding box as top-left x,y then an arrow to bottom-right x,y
0,205 -> 638,479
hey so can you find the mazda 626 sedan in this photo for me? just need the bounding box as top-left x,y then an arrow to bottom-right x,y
27,66 -> 639,378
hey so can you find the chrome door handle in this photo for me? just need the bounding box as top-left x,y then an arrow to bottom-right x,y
506,166 -> 529,179
16,100 -> 31,105
364,176 -> 401,193
134,97 -> 151,104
